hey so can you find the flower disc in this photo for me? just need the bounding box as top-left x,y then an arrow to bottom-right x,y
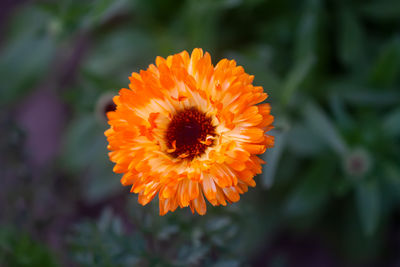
105,48 -> 274,215
165,107 -> 216,160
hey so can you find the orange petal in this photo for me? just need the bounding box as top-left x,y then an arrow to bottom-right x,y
222,186 -> 240,203
202,174 -> 217,202
193,192 -> 207,215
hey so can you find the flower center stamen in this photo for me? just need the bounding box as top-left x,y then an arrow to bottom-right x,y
166,108 -> 216,160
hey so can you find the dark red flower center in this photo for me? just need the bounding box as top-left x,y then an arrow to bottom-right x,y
166,108 -> 216,160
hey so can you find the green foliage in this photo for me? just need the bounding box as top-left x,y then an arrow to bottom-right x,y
69,207 -> 243,266
355,179 -> 380,236
370,37 -> 400,87
69,209 -> 146,266
0,7 -> 55,106
60,114 -> 121,202
0,227 -> 57,267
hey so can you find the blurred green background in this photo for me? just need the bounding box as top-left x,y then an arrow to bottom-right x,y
1,0 -> 400,266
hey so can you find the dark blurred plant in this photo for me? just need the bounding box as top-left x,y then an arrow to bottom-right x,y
0,227 -> 57,267
68,208 -> 146,267
69,207 -> 242,266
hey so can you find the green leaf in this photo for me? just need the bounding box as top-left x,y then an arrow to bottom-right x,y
281,56 -> 315,107
304,102 -> 348,156
60,114 -> 120,202
85,152 -> 121,203
285,162 -> 332,218
383,163 -> 400,199
61,115 -> 103,171
337,8 -> 365,68
157,225 -> 179,241
224,48 -> 281,95
82,28 -> 155,81
286,123 -> 326,156
205,217 -> 231,232
355,179 -> 380,236
340,89 -> 400,106
383,107 -> 400,137
0,227 -> 58,267
69,216 -> 146,266
212,259 -> 240,267
83,0 -> 130,29
341,88 -> 400,106
0,8 -> 55,105
177,244 -> 209,266
329,93 -> 353,129
360,0 -> 400,20
281,0 -> 318,105
333,178 -> 352,197
328,81 -> 400,106
180,0 -> 223,49
369,37 -> 400,87
261,129 -> 287,188
294,0 -> 321,63
280,55 -> 315,107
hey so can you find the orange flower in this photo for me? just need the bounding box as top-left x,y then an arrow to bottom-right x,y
105,49 -> 274,215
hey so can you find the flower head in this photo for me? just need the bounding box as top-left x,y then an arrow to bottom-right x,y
344,147 -> 372,178
105,48 -> 274,215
